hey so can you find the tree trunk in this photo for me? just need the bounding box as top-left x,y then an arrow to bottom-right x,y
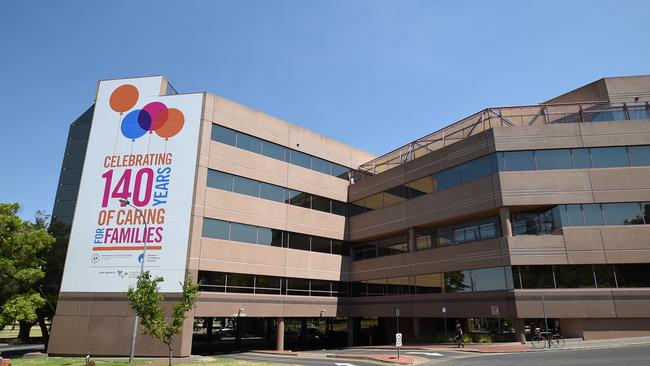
18,321 -> 33,343
38,316 -> 49,350
167,342 -> 173,366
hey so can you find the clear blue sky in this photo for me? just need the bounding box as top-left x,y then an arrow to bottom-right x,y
1,0 -> 649,220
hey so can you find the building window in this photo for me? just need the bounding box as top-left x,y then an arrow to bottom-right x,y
590,146 -> 629,168
535,149 -> 573,170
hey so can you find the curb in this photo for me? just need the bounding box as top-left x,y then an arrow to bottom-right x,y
326,354 -> 415,365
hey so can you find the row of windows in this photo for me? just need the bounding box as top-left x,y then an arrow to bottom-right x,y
350,217 -> 501,261
211,124 -> 357,180
197,264 -> 650,298
497,145 -> 650,171
198,271 -> 348,297
202,218 -> 349,255
554,202 -> 650,227
207,169 -> 348,216
350,145 -> 650,217
513,264 -> 650,289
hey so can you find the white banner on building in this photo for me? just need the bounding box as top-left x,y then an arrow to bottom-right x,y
60,76 -> 202,292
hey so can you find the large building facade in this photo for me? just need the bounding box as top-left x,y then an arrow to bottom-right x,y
48,75 -> 650,356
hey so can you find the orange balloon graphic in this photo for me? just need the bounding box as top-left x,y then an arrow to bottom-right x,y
109,84 -> 139,113
155,108 -> 185,139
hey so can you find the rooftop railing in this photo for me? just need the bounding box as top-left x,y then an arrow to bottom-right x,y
358,101 -> 650,176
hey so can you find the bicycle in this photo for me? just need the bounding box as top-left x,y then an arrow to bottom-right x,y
531,328 -> 565,349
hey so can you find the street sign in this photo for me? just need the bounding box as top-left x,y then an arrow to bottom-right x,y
442,307 -> 447,313
395,332 -> 403,347
395,308 -> 400,317
491,305 -> 499,316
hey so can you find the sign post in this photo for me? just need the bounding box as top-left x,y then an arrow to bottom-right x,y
442,306 -> 447,341
395,307 -> 401,359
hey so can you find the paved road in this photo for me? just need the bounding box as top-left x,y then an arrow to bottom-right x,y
437,344 -> 650,366
226,353 -> 378,366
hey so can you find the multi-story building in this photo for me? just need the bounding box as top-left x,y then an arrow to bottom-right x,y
48,75 -> 650,357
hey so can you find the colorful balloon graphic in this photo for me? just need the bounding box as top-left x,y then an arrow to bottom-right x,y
109,84 -> 139,113
139,102 -> 169,133
121,109 -> 148,141
155,108 -> 185,139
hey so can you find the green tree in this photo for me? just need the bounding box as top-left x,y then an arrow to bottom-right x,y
126,271 -> 198,365
0,203 -> 55,342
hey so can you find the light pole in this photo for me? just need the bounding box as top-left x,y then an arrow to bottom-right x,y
119,199 -> 147,364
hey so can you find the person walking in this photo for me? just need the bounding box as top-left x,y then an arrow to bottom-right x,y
454,320 -> 465,348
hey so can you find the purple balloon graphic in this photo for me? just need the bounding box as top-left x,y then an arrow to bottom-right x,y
121,109 -> 148,141
139,102 -> 168,133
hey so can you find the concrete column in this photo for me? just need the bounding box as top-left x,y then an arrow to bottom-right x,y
408,227 -> 416,252
514,318 -> 527,344
347,317 -> 355,347
413,318 -> 421,342
276,317 -> 285,351
499,207 -> 513,237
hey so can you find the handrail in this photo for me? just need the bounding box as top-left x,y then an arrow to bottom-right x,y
358,101 -> 650,176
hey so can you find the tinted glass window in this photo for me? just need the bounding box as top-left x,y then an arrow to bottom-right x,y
593,265 -> 616,288
628,107 -> 650,120
628,145 -> 650,166
644,203 -> 650,224
207,170 -> 234,191
261,141 -> 286,161
233,176 -> 259,197
258,182 -> 284,203
290,150 -> 311,169
554,265 -> 595,288
311,196 -> 331,213
255,275 -> 282,294
236,133 -> 263,154
503,151 -> 536,171
406,176 -> 434,198
415,230 -> 435,250
287,233 -> 310,251
471,267 -> 510,291
229,222 -> 258,244
202,218 -> 229,240
257,227 -> 274,246
286,278 -> 310,295
614,264 -> 650,287
583,204 -> 604,226
435,167 -> 460,190
444,270 -> 472,293
227,273 -> 254,293
414,274 -> 442,294
517,265 -> 555,289
460,155 -> 495,182
536,149 -> 572,170
590,147 -> 629,168
312,158 -> 331,174
311,237 -> 331,254
552,206 -> 568,228
310,280 -> 331,296
198,271 -> 226,292
602,203 -> 643,225
331,240 -> 348,256
566,204 -> 584,226
331,200 -> 348,216
211,125 -> 236,145
571,148 -> 592,168
289,192 -> 311,209
331,163 -> 349,178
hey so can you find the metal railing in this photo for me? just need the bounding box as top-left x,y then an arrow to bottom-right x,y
358,101 -> 650,176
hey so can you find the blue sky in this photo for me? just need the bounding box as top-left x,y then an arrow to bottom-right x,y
1,0 -> 649,220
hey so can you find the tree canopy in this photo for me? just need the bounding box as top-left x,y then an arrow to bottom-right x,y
0,203 -> 55,336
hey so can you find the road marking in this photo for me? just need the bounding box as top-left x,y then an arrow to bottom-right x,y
406,351 -> 444,357
334,363 -> 359,366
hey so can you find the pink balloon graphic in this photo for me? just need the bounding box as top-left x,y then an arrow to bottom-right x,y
140,102 -> 169,133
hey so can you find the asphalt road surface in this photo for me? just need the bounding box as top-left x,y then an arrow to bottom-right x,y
225,353 -> 378,366
438,344 -> 650,366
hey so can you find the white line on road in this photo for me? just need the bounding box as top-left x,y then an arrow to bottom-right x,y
406,351 -> 444,357
334,363 -> 359,366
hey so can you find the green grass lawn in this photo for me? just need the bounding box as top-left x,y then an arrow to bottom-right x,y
8,356 -> 292,366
